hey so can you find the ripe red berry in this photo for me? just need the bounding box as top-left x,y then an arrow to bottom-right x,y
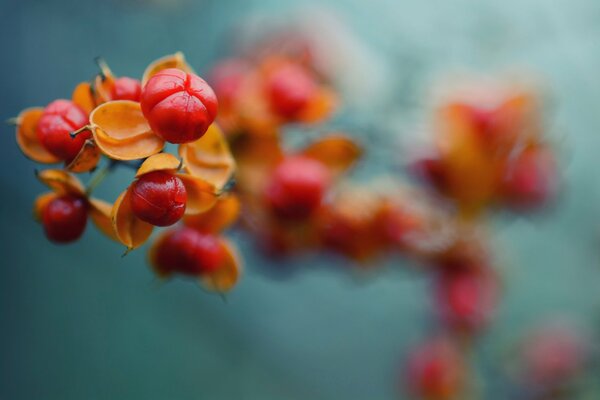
111,77 -> 142,101
410,156 -> 448,194
501,147 -> 557,211
130,171 -> 187,227
435,267 -> 498,333
266,63 -> 317,119
264,156 -> 330,220
36,99 -> 90,162
154,227 -> 224,276
42,195 -> 88,243
209,59 -> 248,108
140,68 -> 218,144
405,338 -> 465,400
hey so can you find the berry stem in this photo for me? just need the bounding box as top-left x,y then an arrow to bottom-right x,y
85,159 -> 118,196
70,125 -> 91,138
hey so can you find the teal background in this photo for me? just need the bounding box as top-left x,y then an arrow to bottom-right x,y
2,0 -> 600,398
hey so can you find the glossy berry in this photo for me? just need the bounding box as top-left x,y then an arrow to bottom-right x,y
140,68 -> 218,144
111,77 -> 142,101
264,156 -> 330,220
501,147 -> 556,211
435,267 -> 498,333
42,195 -> 88,243
36,99 -> 90,162
154,227 -> 224,276
130,171 -> 187,227
405,338 -> 465,400
266,63 -> 317,119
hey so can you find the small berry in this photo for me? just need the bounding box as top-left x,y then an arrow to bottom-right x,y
405,338 -> 465,400
140,68 -> 218,144
36,99 -> 90,162
501,146 -> 557,211
266,63 -> 317,119
130,171 -> 187,227
111,77 -> 142,101
154,227 -> 224,276
435,267 -> 498,334
264,156 -> 330,220
42,195 -> 88,243
209,59 -> 248,108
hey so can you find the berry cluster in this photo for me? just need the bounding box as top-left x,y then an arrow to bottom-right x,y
15,53 -> 240,292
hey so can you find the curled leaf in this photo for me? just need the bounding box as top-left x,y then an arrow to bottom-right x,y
36,169 -> 85,195
66,139 -> 101,173
184,193 -> 240,233
72,82 -> 96,114
301,135 -> 362,176
90,100 -> 164,160
93,59 -> 116,104
111,187 -> 154,249
178,124 -> 236,192
15,108 -> 60,164
33,192 -> 58,221
141,52 -> 195,87
136,153 -> 181,177
177,173 -> 218,215
200,239 -> 241,293
88,198 -> 119,241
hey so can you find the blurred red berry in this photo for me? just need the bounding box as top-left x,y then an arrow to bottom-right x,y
111,77 -> 142,101
42,194 -> 88,243
131,171 -> 187,227
264,156 -> 330,220
435,267 -> 498,334
501,146 -> 557,211
154,227 -> 224,277
266,63 -> 317,119
140,68 -> 218,144
405,338 -> 465,400
36,99 -> 90,163
209,59 -> 248,108
410,156 -> 448,194
521,324 -> 587,388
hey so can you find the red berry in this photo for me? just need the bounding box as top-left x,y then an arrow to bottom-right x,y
130,171 -> 187,227
410,156 -> 448,194
501,147 -> 557,211
405,338 -> 464,400
435,267 -> 498,333
36,99 -> 90,162
154,227 -> 224,276
264,156 -> 330,220
140,68 -> 218,144
42,195 -> 88,243
522,325 -> 587,388
266,63 -> 317,119
209,59 -> 248,108
111,77 -> 142,101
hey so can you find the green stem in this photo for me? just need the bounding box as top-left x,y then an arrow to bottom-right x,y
85,160 -> 118,196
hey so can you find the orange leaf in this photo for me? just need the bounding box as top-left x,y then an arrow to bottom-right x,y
36,169 -> 85,196
15,108 -> 60,164
90,100 -> 165,160
297,87 -> 337,123
184,193 -> 240,233
177,173 -> 218,215
72,82 -> 96,114
141,52 -> 195,87
178,124 -> 236,192
33,192 -> 58,221
111,187 -> 154,249
135,153 -> 181,177
88,198 -> 119,241
200,239 -> 241,292
301,135 -> 362,176
66,139 -> 101,173
93,59 -> 116,104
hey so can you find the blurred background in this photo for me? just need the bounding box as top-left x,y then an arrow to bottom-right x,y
2,0 -> 600,398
